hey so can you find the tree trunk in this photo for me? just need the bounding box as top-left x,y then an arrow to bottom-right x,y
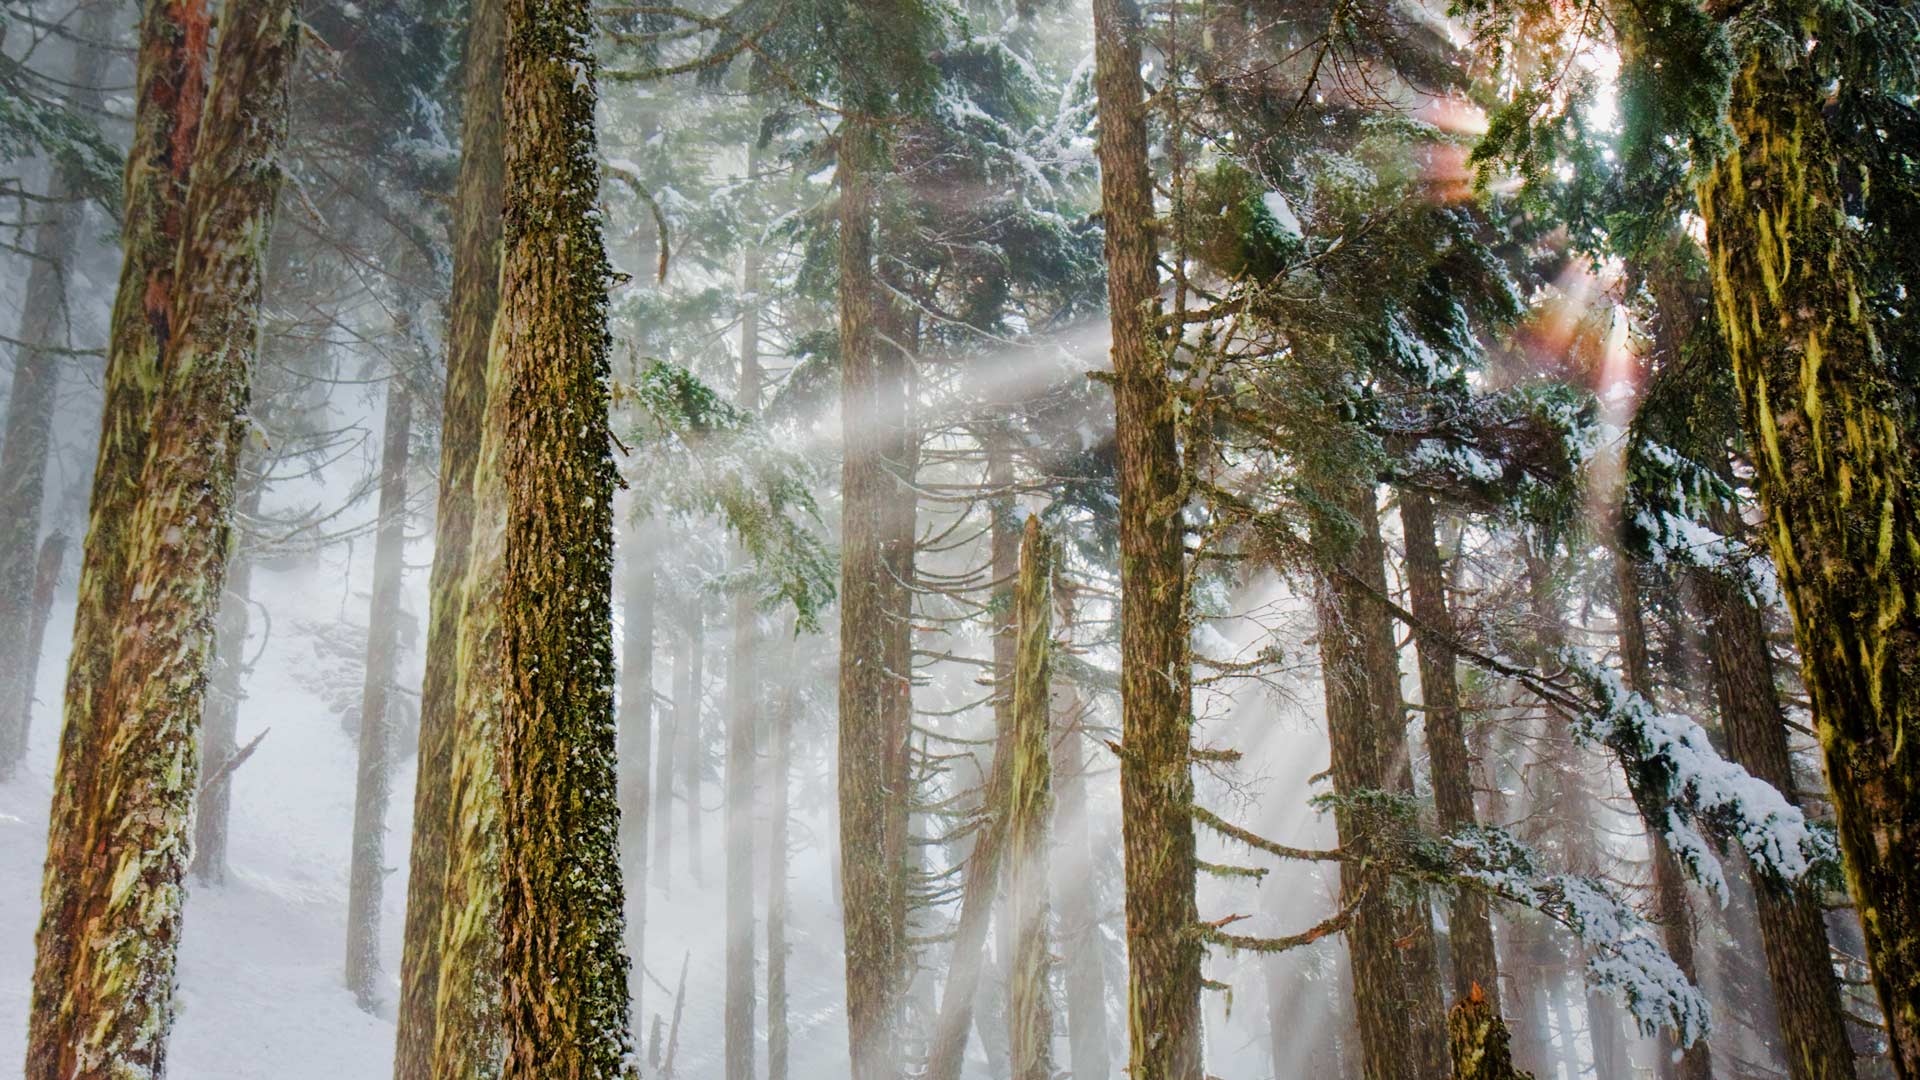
193,466 -> 264,883
621,525 -> 655,1023
1317,487 -> 1419,1080
681,605 -> 703,885
1053,639 -> 1111,1080
0,0 -> 111,781
1007,518 -> 1058,1080
768,652 -> 794,1080
725,230 -> 763,1080
346,379 -> 414,1010
25,0 -> 211,1049
391,0 -> 503,1063
1449,985 -> 1535,1080
653,591 -> 679,897
1695,554 -> 1859,1080
1617,551 -> 1713,1080
472,0 -> 631,1068
24,0 -> 297,1070
1696,52 -> 1920,1075
1400,489 -> 1500,1007
15,533 -> 67,759
1091,0 -> 1203,1073
837,112 -> 907,1080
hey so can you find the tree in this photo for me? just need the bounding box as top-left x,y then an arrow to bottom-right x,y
391,0 -> 502,1065
345,377 -> 415,1010
468,0 -> 633,1065
24,0 -> 299,1068
1006,516 -> 1057,1080
1090,0 -> 1205,1074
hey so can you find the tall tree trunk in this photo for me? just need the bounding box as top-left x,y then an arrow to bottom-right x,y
458,0 -> 632,1067
681,605 -> 703,885
1007,518 -> 1057,1080
193,465 -> 264,883
1052,648 -> 1111,1079
1706,53 -> 1909,1080
1090,0 -> 1203,1074
1695,554 -> 1859,1080
621,526 -> 655,1023
1697,49 -> 1920,1074
768,649 -> 794,1080
1401,490 -> 1500,1007
1617,552 -> 1713,1080
725,230 -> 764,1080
0,0 -> 111,780
1317,488 -> 1419,1080
653,591 -> 679,896
1358,496 -> 1447,1075
837,111 -> 906,1080
24,0 -> 297,1070
15,534 -> 67,758
391,0 -> 503,1063
346,379 -> 414,1010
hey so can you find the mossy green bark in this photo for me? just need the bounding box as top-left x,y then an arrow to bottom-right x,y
1447,986 -> 1534,1080
24,0 -> 298,1070
1697,54 -> 1920,1075
27,0 -> 210,1066
391,0 -> 503,1068
1007,517 -> 1057,1080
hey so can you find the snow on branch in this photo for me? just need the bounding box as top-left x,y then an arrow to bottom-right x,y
1562,650 -> 1840,897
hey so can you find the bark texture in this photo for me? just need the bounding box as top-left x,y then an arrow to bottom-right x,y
26,0 -> 211,1061
1448,985 -> 1535,1080
1696,554 -> 1859,1080
1090,0 -> 1204,1074
1400,489 -> 1500,1006
837,114 -> 908,1080
473,0 -> 632,1069
1007,517 -> 1057,1080
346,379 -> 414,1010
24,0 -> 297,1069
391,0 -> 503,1064
1696,53 -> 1920,1075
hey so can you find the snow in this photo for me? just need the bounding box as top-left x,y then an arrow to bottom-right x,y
1260,190 -> 1303,240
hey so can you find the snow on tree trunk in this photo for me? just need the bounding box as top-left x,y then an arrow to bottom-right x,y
1696,53 -> 1920,1075
346,378 -> 414,1010
24,0 -> 297,1070
1090,0 -> 1205,1072
391,0 -> 502,1064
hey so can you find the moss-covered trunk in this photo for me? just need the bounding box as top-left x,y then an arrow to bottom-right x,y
346,379 -> 414,1010
1448,986 -> 1534,1080
24,0 -> 297,1068
1400,489 -> 1501,1007
1090,0 -> 1203,1073
391,0 -> 502,1063
474,0 -> 631,1067
25,0 -> 210,1061
1007,518 -> 1057,1080
1696,53 -> 1920,1074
